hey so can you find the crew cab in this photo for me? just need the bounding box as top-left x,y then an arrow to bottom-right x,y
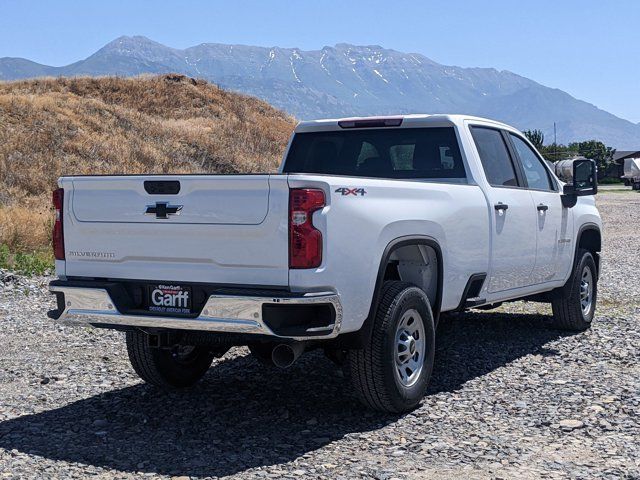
48,115 -> 602,413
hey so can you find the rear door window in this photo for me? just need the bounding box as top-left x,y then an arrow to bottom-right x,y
283,127 -> 467,181
470,127 -> 520,187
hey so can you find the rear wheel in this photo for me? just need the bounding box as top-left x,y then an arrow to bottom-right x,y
126,331 -> 214,388
551,248 -> 597,331
349,281 -> 435,413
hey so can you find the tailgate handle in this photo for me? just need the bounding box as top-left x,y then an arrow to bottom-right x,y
144,180 -> 180,195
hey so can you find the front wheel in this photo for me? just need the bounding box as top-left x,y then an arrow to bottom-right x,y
126,331 -> 214,389
551,248 -> 597,331
349,281 -> 435,413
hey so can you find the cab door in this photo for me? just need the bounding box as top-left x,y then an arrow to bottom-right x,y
507,133 -> 574,283
469,126 -> 537,293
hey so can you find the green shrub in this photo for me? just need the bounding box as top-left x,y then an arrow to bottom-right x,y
599,177 -> 623,184
0,244 -> 54,275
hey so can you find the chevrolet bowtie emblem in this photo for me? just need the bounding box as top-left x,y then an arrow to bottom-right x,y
145,202 -> 183,219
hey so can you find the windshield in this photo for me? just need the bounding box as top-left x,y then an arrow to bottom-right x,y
283,127 -> 467,181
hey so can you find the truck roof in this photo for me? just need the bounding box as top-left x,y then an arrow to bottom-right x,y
295,114 -> 515,133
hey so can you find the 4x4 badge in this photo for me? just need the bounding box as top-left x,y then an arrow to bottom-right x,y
335,187 -> 367,196
145,202 -> 183,219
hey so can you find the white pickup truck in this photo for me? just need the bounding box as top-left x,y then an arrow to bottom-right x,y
49,114 -> 601,413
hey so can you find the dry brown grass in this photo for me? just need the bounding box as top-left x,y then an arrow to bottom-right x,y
0,74 -> 295,253
0,203 -> 52,252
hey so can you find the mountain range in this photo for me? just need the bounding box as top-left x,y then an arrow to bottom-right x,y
1,35 -> 639,149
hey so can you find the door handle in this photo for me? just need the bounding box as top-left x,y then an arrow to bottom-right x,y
537,204 -> 549,212
494,202 -> 509,211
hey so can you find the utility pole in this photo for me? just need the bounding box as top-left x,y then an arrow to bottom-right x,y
554,122 -> 557,160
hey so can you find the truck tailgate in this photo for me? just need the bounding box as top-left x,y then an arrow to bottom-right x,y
60,175 -> 290,286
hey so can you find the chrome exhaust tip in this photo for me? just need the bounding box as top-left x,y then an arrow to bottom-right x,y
271,342 -> 305,368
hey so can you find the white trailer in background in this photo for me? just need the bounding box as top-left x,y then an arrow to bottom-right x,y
622,157 -> 640,190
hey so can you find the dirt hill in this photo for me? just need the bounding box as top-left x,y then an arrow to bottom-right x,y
0,74 -> 295,260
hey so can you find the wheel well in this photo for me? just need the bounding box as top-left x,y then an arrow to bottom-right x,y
384,244 -> 438,309
578,227 -> 601,273
334,237 -> 442,349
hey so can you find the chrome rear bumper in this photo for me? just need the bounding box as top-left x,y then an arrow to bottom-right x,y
49,285 -> 342,340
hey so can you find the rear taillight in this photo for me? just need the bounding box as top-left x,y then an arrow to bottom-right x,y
289,188 -> 325,269
52,188 -> 65,260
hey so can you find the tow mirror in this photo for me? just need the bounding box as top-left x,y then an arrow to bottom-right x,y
560,158 -> 598,207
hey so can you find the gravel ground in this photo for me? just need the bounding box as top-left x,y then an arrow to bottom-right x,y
1,191 -> 639,479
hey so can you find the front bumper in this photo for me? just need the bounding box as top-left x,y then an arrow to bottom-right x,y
49,283 -> 342,340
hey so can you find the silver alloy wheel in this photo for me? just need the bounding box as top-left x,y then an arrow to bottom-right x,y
394,308 -> 426,387
580,265 -> 594,316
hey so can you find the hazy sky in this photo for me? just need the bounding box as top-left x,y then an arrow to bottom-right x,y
1,0 -> 638,122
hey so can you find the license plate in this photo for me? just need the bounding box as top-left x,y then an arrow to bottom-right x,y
147,284 -> 192,314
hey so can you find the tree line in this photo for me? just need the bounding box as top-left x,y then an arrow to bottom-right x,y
523,129 -> 616,178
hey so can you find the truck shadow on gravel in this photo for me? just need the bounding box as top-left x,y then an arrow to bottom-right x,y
0,311 -> 571,477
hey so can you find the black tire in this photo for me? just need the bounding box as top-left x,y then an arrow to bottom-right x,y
349,281 -> 436,413
126,331 -> 214,389
551,248 -> 597,331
